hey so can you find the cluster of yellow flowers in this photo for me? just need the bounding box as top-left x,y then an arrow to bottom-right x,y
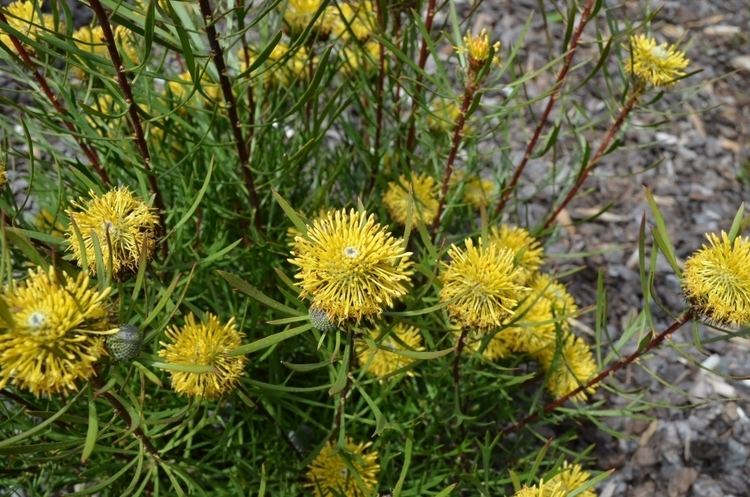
0,0 -> 54,54
440,225 -> 599,400
513,462 -> 596,497
0,187 -> 249,399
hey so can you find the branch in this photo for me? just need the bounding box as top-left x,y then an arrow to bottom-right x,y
500,312 -> 692,436
87,0 -> 166,231
0,11 -> 110,186
197,0 -> 262,230
542,87 -> 642,229
494,0 -> 596,216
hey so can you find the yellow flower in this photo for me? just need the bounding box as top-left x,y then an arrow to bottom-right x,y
682,231 -> 750,326
488,224 -> 544,281
480,275 -> 575,360
158,313 -> 247,399
461,29 -> 500,69
427,98 -> 462,133
340,40 -> 382,75
382,174 -> 439,227
440,237 -> 528,330
0,267 -> 112,396
168,70 -> 221,107
546,462 -> 597,497
306,439 -> 380,497
329,1 -> 376,41
289,209 -> 413,323
536,333 -> 597,402
66,186 -> 159,276
281,0 -> 326,33
0,163 -> 6,188
462,176 -> 496,209
0,0 -> 54,54
73,26 -> 108,57
356,323 -> 422,378
627,34 -> 689,87
239,43 -> 311,86
513,485 -> 560,497
114,25 -> 139,64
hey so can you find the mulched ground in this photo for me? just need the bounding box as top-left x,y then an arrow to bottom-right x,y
469,1 -> 750,495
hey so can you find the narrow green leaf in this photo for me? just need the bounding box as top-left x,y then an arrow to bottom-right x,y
728,202 -> 745,242
218,270 -> 302,316
169,158 -> 214,235
228,322 -> 312,357
644,188 -> 681,276
282,359 -> 329,372
389,347 -> 454,360
0,389 -> 84,448
81,389 -> 98,463
272,190 -> 309,238
435,484 -> 457,497
150,361 -> 214,373
392,436 -> 412,497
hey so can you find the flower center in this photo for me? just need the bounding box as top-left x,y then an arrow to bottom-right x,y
26,311 -> 47,329
343,246 -> 359,259
651,45 -> 669,60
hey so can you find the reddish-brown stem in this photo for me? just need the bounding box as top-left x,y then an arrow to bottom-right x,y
403,0 -> 438,159
494,0 -> 596,216
90,374 -> 162,461
542,88 -> 642,229
88,0 -> 166,232
430,79 -> 478,239
198,0 -> 263,230
0,11 -> 110,186
500,312 -> 692,436
235,0 -> 255,150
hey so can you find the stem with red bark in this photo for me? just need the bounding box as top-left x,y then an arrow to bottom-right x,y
198,0 -> 262,230
542,87 -> 642,229
500,311 -> 692,436
494,0 -> 597,216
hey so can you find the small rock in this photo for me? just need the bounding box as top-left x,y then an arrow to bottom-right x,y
668,467 -> 698,497
731,56 -> 750,73
634,446 -> 657,467
631,481 -> 656,497
691,476 -> 724,497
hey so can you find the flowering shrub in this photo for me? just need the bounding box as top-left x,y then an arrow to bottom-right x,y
0,0 -> 740,495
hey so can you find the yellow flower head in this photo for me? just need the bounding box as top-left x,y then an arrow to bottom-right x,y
547,462 -> 596,497
682,231 -> 750,326
240,43 -> 311,86
0,0 -> 54,53
356,323 -> 422,378
627,34 -> 689,87
489,224 -> 544,281
289,209 -> 414,323
340,40 -> 382,75
461,29 -> 500,69
168,70 -> 221,107
427,98 -> 463,133
329,1 -> 376,41
383,174 -> 439,227
440,238 -> 529,330
66,186 -> 159,276
114,25 -> 139,64
158,313 -> 247,399
536,333 -> 597,402
306,439 -> 380,497
281,0 -> 324,32
73,26 -> 107,57
0,267 -> 112,396
462,176 -> 496,209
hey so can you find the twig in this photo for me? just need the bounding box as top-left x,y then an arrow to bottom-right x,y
197,0 -> 263,230
542,86 -> 642,229
0,11 -> 110,186
500,312 -> 692,436
430,79 -> 478,239
87,0 -> 166,232
403,0 -> 438,159
90,374 -> 162,461
494,0 -> 596,216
